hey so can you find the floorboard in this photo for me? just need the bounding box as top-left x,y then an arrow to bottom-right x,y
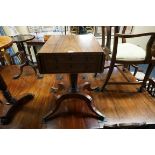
0,65 -> 155,129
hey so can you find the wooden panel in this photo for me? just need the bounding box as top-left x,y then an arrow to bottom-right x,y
38,62 -> 102,73
37,52 -> 104,73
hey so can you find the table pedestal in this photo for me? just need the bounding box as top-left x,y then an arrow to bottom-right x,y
43,73 -> 104,122
0,74 -> 34,124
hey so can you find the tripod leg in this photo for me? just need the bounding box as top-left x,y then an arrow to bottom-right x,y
43,95 -> 62,122
30,62 -> 43,79
13,62 -> 27,79
0,74 -> 34,124
0,93 -> 34,125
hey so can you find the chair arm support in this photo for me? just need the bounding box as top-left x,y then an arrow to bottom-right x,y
116,32 -> 155,38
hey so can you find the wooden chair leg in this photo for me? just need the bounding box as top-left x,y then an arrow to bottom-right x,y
131,64 -> 139,76
101,62 -> 115,91
139,63 -> 154,92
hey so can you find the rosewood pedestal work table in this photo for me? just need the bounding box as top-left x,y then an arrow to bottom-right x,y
0,36 -> 34,124
37,35 -> 105,122
12,34 -> 42,79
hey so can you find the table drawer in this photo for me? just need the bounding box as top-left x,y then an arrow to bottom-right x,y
39,53 -> 102,63
37,52 -> 105,73
39,62 -> 102,73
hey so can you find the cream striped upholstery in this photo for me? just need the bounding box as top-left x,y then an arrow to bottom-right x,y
110,43 -> 146,61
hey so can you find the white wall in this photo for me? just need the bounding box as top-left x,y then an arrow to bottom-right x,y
127,26 -> 155,49
15,26 -> 29,34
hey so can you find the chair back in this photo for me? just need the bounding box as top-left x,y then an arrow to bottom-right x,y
106,26 -> 133,49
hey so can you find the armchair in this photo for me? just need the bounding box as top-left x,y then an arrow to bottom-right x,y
101,26 -> 155,92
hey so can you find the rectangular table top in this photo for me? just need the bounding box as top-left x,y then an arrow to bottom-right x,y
37,35 -> 105,74
38,34 -> 104,54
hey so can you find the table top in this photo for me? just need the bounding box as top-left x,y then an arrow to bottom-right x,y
38,34 -> 103,54
0,36 -> 13,50
26,38 -> 45,46
37,34 -> 105,74
12,34 -> 35,43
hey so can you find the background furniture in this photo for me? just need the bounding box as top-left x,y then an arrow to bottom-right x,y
26,37 -> 45,63
0,36 -> 13,65
146,79 -> 155,97
101,26 -> 155,92
0,36 -> 34,124
26,28 -> 67,63
70,26 -> 95,34
37,35 -> 105,122
11,34 -> 42,79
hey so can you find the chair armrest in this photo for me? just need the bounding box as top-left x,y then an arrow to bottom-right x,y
116,32 -> 155,38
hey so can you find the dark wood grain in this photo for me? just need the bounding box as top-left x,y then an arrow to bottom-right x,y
37,35 -> 105,74
37,35 -> 105,122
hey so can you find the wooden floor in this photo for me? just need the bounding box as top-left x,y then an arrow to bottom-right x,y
0,65 -> 155,129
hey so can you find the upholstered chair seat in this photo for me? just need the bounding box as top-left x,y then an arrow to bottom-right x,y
110,43 -> 146,61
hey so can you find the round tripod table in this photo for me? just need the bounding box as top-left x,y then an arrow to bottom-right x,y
12,34 -> 42,79
0,36 -> 34,124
